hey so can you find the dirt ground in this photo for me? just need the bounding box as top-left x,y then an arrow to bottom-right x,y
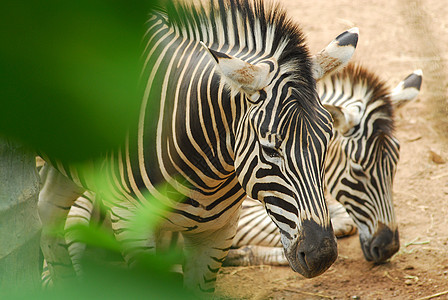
215,0 -> 448,299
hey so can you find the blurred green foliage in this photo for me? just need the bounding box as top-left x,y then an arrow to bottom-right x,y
1,220 -> 194,299
0,1 -> 202,299
1,193 -> 196,299
0,0 -> 161,162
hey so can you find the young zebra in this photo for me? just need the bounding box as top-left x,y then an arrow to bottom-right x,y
38,0 -> 358,294
226,64 -> 423,266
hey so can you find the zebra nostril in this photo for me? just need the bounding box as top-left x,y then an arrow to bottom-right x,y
371,245 -> 381,261
297,250 -> 308,270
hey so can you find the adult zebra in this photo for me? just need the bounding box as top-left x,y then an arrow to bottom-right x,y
42,65 -> 422,282
38,0 -> 358,294
226,64 -> 423,266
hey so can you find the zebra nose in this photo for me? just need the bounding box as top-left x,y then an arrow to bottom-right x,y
362,224 -> 400,263
290,220 -> 338,278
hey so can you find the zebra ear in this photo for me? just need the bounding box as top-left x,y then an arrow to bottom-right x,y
324,104 -> 360,135
312,27 -> 359,81
200,42 -> 273,94
389,69 -> 423,110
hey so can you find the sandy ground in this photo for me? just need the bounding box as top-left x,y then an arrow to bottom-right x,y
215,0 -> 448,299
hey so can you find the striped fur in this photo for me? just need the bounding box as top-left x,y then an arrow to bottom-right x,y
38,0 -> 350,294
226,63 -> 422,266
43,65 -> 422,278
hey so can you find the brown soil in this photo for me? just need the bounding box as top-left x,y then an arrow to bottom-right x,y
215,0 -> 448,299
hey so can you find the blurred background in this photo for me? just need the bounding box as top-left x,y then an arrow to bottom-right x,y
0,0 -> 158,162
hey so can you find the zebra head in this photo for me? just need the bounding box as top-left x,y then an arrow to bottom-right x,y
202,27 -> 358,277
322,65 -> 422,263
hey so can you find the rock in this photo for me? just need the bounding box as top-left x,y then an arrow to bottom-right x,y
429,150 -> 446,164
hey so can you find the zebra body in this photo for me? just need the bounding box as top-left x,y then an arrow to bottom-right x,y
38,0 -> 358,294
226,65 -> 423,266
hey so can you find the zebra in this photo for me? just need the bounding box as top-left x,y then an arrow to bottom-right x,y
42,63 -> 422,278
37,0 -> 359,294
225,65 -> 423,266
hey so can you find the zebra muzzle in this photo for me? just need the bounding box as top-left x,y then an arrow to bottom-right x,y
360,223 -> 400,263
284,219 -> 338,278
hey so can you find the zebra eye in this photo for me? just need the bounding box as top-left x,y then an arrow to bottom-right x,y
246,89 -> 267,104
262,145 -> 281,158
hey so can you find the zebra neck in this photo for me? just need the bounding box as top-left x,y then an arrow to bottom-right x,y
136,14 -> 254,202
324,134 -> 347,197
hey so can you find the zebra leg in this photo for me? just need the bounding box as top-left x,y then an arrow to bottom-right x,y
41,259 -> 52,288
224,245 -> 288,266
38,164 -> 85,285
109,205 -> 157,267
64,191 -> 96,277
181,213 -> 239,295
42,192 -> 104,285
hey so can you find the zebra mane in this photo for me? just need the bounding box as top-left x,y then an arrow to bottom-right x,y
159,0 -> 318,115
333,62 -> 394,135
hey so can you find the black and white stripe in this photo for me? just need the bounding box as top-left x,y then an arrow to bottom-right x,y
322,64 -> 403,262
38,0 -> 359,294
227,63 -> 422,265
